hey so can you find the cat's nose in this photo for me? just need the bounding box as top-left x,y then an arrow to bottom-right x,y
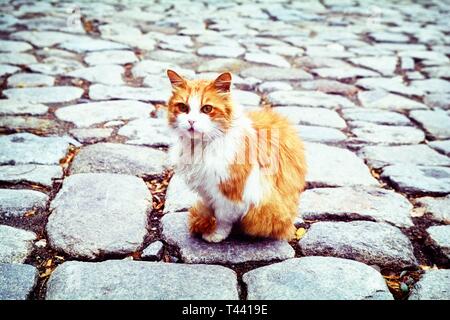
188,120 -> 195,127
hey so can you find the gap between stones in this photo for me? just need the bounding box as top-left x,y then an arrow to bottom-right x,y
14,145 -> 81,300
10,146 -> 442,300
3,48 -> 444,300
357,157 -> 449,298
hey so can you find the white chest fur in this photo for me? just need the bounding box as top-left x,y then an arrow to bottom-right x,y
170,114 -> 258,223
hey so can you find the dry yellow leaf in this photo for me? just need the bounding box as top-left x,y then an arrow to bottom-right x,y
386,280 -> 400,290
295,228 -> 306,240
24,210 -> 36,217
39,268 -> 53,278
411,208 -> 425,218
420,264 -> 439,270
45,259 -> 53,267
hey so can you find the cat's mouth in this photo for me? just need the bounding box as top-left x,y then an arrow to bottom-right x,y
187,127 -> 201,138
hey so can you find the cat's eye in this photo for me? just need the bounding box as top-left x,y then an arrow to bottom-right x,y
176,103 -> 189,113
201,105 -> 213,114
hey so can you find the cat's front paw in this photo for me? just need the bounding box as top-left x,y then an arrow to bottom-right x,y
202,231 -> 227,243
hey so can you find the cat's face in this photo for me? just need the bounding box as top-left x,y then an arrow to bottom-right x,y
166,70 -> 234,141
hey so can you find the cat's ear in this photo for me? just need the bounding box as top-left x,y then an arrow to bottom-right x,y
213,72 -> 232,93
167,69 -> 186,88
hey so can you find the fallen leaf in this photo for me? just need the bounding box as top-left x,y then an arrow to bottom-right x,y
39,268 -> 53,278
45,259 -> 53,267
59,146 -> 80,167
386,280 -> 400,290
411,208 -> 425,218
295,228 -> 306,240
420,265 -> 432,270
25,210 -> 36,217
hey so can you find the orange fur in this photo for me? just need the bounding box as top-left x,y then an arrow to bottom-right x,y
219,137 -> 252,202
188,200 -> 216,235
225,109 -> 307,240
166,70 -> 307,242
167,72 -> 234,131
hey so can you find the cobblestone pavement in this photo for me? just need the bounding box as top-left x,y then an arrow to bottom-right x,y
0,0 -> 449,300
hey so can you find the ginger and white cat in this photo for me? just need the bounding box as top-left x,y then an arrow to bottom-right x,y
166,70 -> 307,243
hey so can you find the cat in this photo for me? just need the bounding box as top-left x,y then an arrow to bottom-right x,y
166,69 -> 307,243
